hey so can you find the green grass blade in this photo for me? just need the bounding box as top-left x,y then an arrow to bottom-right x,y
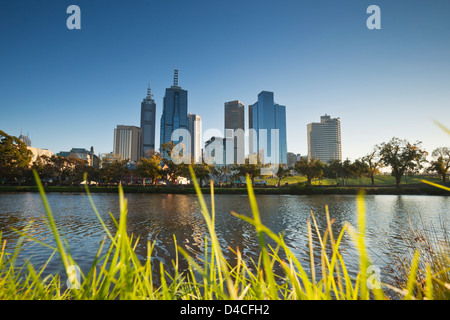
32,170 -> 76,279
405,250 -> 421,300
245,174 -> 278,300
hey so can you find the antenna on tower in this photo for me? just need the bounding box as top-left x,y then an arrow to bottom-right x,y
173,69 -> 179,87
147,82 -> 153,99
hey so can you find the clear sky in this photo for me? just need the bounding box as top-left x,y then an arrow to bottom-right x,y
1,0 -> 449,161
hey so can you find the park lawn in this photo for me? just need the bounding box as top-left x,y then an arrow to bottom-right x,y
265,174 -> 443,186
345,174 -> 442,186
264,175 -> 334,186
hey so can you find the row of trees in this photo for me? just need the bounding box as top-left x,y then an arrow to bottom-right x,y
148,137 -> 449,188
1,129 -> 449,187
294,137 -> 450,187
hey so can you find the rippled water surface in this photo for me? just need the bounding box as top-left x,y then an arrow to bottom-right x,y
0,192 -> 448,284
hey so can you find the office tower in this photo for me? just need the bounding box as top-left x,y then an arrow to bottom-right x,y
18,132 -> 32,147
307,114 -> 342,163
27,147 -> 54,163
275,103 -> 287,165
248,91 -> 287,165
113,125 -> 143,163
248,104 -> 254,161
140,83 -> 156,158
160,69 -> 188,157
224,100 -> 245,165
187,113 -> 202,164
59,147 -> 100,168
204,136 -> 225,166
287,152 -> 301,167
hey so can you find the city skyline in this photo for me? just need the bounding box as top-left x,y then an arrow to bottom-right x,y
1,1 -> 449,162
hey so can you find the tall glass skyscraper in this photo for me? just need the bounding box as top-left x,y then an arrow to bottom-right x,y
249,91 -> 287,165
224,100 -> 245,165
140,83 -> 156,158
160,70 -> 188,157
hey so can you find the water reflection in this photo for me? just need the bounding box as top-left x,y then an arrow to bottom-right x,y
0,192 -> 448,284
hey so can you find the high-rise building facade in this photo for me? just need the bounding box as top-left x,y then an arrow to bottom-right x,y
140,83 -> 156,158
307,114 -> 342,163
287,152 -> 301,167
61,147 -> 100,168
187,113 -> 202,164
113,125 -> 143,163
204,136 -> 225,166
18,133 -> 32,147
224,100 -> 245,165
160,70 -> 188,157
248,91 -> 287,165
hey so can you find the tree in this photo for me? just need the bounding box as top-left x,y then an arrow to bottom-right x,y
160,142 -> 177,159
31,155 -> 55,184
428,147 -> 450,183
100,153 -> 122,164
379,137 -> 428,187
70,157 -> 90,184
342,159 -> 354,186
294,157 -> 325,185
325,159 -> 344,185
135,155 -> 162,185
0,130 -> 32,184
50,155 -> 69,184
209,165 -> 229,184
159,141 -> 185,185
101,159 -> 129,184
351,159 -> 369,185
275,165 -> 291,187
192,163 -> 211,186
82,165 -> 100,185
361,148 -> 383,185
161,160 -> 184,185
231,158 -> 261,186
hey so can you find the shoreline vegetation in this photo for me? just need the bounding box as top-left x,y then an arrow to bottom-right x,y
1,182 -> 449,196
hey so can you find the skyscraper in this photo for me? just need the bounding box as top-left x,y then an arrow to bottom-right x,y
307,114 -> 342,163
18,132 -> 32,147
224,100 -> 245,165
187,113 -> 202,164
248,91 -> 287,165
113,125 -> 143,163
204,136 -> 225,166
160,69 -> 188,157
140,83 -> 156,158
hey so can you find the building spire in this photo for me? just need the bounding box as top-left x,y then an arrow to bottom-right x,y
146,82 -> 153,99
173,69 -> 179,87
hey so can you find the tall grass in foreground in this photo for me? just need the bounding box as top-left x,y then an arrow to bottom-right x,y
383,217 -> 450,300
0,169 -> 448,300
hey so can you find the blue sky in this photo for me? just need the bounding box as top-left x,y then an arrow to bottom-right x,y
1,0 -> 449,160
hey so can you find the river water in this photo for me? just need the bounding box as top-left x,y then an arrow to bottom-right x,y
0,192 -> 448,288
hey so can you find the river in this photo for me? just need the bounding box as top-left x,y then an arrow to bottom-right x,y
0,192 -> 448,289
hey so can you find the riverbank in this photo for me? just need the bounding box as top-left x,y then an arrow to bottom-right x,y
0,183 -> 448,195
